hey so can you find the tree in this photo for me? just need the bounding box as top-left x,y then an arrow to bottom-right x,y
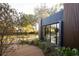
0,3 -> 18,55
21,14 -> 37,32
49,3 -> 63,15
34,3 -> 63,21
34,4 -> 50,21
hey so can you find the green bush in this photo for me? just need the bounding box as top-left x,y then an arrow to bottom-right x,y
18,39 -> 41,46
35,41 -> 79,56
32,39 -> 40,46
19,40 -> 29,44
37,41 -> 56,56
56,47 -> 79,56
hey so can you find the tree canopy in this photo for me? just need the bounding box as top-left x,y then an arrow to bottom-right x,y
34,3 -> 63,21
0,3 -> 20,55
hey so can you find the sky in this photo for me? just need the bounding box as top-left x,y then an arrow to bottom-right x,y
8,3 -> 54,15
0,0 -> 62,15
0,0 -> 79,14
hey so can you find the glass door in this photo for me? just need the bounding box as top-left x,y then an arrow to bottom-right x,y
42,23 -> 60,46
51,23 -> 60,46
45,25 -> 51,42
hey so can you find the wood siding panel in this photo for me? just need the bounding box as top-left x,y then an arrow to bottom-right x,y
64,3 -> 79,48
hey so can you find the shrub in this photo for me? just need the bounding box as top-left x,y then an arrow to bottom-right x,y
18,39 -> 40,46
19,40 -> 29,44
37,41 -> 56,56
33,39 -> 40,46
35,41 -> 79,56
56,47 -> 79,56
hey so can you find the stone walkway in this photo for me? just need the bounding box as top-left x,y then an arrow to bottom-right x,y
5,45 -> 44,56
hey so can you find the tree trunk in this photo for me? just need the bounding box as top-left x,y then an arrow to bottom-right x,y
0,35 -> 4,56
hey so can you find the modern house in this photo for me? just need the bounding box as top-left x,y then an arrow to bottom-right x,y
39,3 -> 79,48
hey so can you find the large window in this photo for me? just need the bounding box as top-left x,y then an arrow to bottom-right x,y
51,23 -> 59,45
46,25 -> 51,41
42,26 -> 46,41
42,23 -> 60,46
